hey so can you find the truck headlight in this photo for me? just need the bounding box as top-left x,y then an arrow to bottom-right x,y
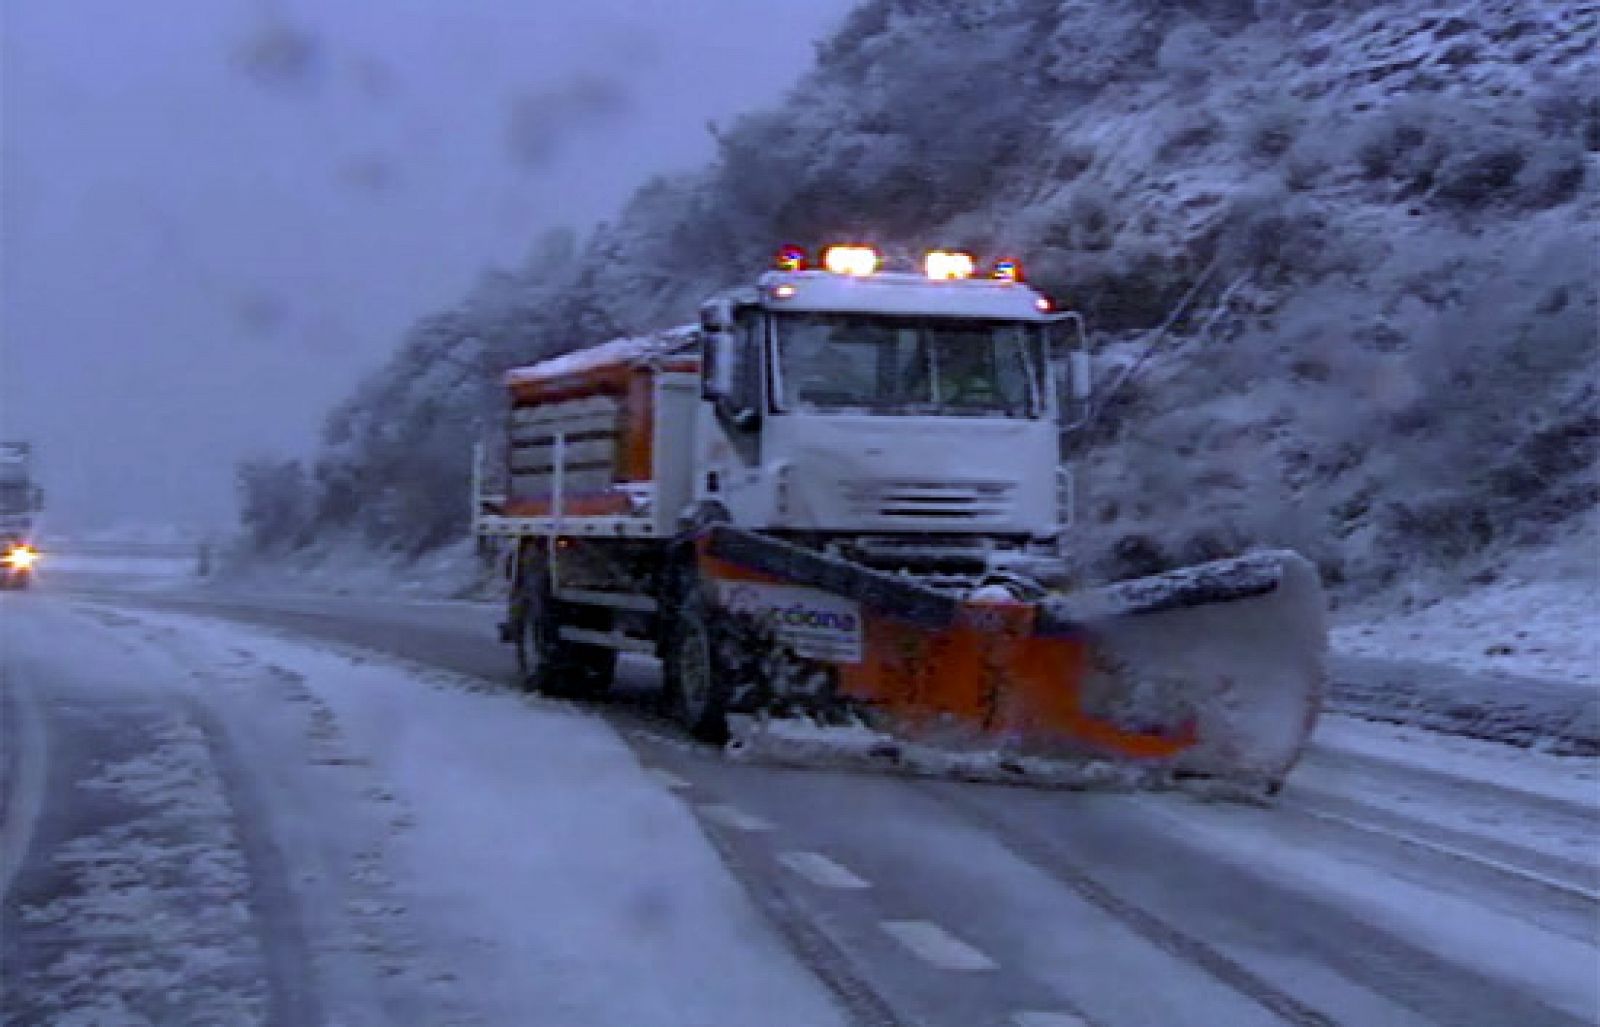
4,546 -> 38,570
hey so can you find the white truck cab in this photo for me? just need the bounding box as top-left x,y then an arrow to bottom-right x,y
694,250 -> 1088,581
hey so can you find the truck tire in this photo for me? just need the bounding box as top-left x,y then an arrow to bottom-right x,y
664,584 -> 731,744
515,563 -> 615,698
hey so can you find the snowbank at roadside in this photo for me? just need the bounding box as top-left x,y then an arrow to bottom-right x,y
1332,514 -> 1598,687
1334,576 -> 1598,688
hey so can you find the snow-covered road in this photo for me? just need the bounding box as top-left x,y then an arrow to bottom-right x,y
0,596 -> 845,1026
4,580 -> 1597,1026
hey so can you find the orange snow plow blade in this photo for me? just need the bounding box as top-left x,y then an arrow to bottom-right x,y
699,528 -> 1326,791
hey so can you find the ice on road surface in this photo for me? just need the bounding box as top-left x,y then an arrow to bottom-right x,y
0,597 -> 845,1026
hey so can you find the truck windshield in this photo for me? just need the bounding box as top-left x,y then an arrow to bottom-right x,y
0,484 -> 30,514
772,314 -> 1044,417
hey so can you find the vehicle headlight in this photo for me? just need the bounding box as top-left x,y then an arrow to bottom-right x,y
4,546 -> 38,570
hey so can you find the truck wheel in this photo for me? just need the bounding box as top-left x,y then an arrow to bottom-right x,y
515,565 -> 615,698
665,587 -> 731,744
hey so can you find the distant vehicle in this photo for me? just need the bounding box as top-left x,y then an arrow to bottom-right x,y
1,441 -> 43,589
473,246 -> 1327,791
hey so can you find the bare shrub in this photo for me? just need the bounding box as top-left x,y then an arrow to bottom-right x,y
1159,109 -> 1224,161
1040,184 -> 1119,252
1216,188 -> 1343,280
1238,100 -> 1304,163
1515,137 -> 1588,208
1353,97 -> 1455,193
1434,142 -> 1526,208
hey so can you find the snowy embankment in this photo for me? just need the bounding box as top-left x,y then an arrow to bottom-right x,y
1329,582 -> 1598,755
1334,571 -> 1598,688
5,598 -> 844,1025
1328,523 -> 1599,755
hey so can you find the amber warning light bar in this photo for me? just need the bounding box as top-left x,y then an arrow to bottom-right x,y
774,245 -> 1028,284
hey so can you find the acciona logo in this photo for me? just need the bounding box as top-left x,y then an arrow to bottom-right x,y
718,582 -> 864,663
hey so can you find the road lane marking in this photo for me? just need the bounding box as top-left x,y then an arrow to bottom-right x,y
1286,800 -> 1600,905
648,768 -> 691,791
778,850 -> 871,890
1014,1012 -> 1091,1027
880,919 -> 998,972
697,803 -> 773,832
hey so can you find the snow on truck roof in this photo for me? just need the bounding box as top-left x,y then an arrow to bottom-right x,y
754,270 -> 1055,321
503,327 -> 697,384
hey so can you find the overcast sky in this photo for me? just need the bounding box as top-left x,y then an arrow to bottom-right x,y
0,0 -> 853,533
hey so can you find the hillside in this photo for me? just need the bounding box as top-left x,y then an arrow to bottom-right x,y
239,0 -> 1599,608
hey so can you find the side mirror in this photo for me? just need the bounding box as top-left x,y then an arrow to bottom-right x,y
702,329 -> 736,400
699,299 -> 734,333
1069,350 -> 1092,402
1048,311 -> 1092,424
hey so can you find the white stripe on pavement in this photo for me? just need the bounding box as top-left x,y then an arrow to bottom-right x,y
1013,1011 -> 1091,1027
696,803 -> 774,832
880,919 -> 998,972
778,850 -> 871,890
648,768 -> 691,791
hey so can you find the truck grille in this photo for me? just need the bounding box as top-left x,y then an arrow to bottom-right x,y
843,480 -> 1016,521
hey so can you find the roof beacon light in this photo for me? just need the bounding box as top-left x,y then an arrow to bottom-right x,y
775,245 -> 807,272
924,250 -> 976,280
822,245 -> 879,277
991,258 -> 1024,283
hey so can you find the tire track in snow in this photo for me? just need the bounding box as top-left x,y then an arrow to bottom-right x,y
184,698 -> 324,1027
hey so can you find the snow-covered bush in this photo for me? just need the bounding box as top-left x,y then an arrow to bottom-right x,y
1237,100 -> 1305,164
1156,21 -> 1224,89
236,458 -> 313,552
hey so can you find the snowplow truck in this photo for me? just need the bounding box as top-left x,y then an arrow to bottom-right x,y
476,246 -> 1325,792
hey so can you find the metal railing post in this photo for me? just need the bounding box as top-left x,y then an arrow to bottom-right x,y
470,441 -> 483,539
549,432 -> 566,581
